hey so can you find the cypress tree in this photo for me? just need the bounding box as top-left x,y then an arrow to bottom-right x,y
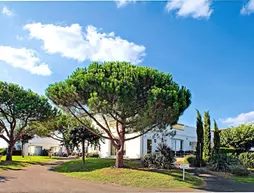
196,110 -> 204,167
203,111 -> 211,161
213,120 -> 220,155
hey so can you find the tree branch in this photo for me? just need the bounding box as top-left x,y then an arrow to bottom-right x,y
67,107 -> 111,141
74,101 -> 117,143
0,119 -> 10,138
0,134 -> 9,143
0,107 -> 12,125
125,124 -> 158,141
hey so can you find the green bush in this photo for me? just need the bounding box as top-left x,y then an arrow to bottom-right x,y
41,149 -> 49,156
230,165 -> 250,176
208,153 -> 239,172
220,147 -> 236,154
86,152 -> 100,158
183,154 -> 206,167
141,143 -> 175,169
0,148 -> 7,155
239,152 -> 254,169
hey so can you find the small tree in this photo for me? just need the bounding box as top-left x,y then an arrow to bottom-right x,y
196,110 -> 203,167
220,123 -> 254,152
203,111 -> 211,161
46,62 -> 191,168
213,120 -> 220,155
34,113 -> 81,156
0,82 -> 57,161
70,126 -> 102,167
18,134 -> 34,158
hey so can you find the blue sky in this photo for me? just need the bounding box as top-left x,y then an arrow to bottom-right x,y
1,0 -> 254,135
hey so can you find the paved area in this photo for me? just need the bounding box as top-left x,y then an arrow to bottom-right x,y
195,169 -> 254,192
1,161 -> 254,192
0,162 -> 197,193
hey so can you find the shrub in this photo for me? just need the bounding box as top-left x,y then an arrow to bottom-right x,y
12,150 -> 22,155
183,154 -> 206,167
239,152 -> 254,169
208,153 -> 239,172
220,147 -> 236,154
230,165 -> 250,176
141,143 -> 175,169
0,148 -> 7,155
86,152 -> 100,158
41,149 -> 49,156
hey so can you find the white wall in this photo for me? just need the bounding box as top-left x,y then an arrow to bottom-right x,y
23,136 -> 65,156
89,133 -> 141,159
141,125 -> 197,156
0,133 -> 8,148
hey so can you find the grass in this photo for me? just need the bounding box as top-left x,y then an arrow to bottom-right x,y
0,156 -> 58,171
232,175 -> 254,184
54,158 -> 204,189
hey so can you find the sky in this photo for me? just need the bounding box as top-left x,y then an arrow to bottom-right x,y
1,0 -> 254,146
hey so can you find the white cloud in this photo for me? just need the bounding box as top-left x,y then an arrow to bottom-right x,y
115,0 -> 136,8
241,0 -> 254,15
2,6 -> 14,17
0,46 -> 51,76
165,0 -> 212,19
219,111 -> 254,126
24,23 -> 145,64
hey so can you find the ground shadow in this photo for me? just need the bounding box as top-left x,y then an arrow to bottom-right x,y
0,176 -> 16,183
189,168 -> 254,192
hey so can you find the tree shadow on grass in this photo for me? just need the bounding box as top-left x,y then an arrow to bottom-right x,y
53,158 -> 203,188
0,161 -> 28,171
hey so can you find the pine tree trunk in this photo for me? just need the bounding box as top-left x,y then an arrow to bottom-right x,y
22,143 -> 24,158
82,139 -> 85,168
116,148 -> 124,168
66,145 -> 70,156
6,143 -> 14,161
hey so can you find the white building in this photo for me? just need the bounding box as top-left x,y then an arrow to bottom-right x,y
16,137 -> 66,156
87,122 -> 197,159
1,117 -> 197,158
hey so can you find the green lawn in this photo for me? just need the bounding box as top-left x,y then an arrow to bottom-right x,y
54,158 -> 204,189
0,156 -> 58,171
232,175 -> 254,184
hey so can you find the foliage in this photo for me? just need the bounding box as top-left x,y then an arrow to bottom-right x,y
33,113 -> 82,155
183,154 -> 206,167
0,148 -> 6,155
55,158 -> 204,189
86,152 -> 100,158
18,134 -> 34,146
239,152 -> 254,169
230,165 -> 250,176
195,110 -> 203,167
208,153 -> 239,172
46,62 -> 191,167
141,143 -> 175,169
213,120 -> 220,155
70,125 -> 102,167
220,123 -> 254,152
220,147 -> 236,154
0,81 -> 57,161
203,111 -> 211,161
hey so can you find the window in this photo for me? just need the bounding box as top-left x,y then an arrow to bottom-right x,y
147,139 -> 152,154
180,140 -> 183,151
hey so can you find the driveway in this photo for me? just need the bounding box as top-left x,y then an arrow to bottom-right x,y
0,162 -> 198,193
1,162 -> 254,193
